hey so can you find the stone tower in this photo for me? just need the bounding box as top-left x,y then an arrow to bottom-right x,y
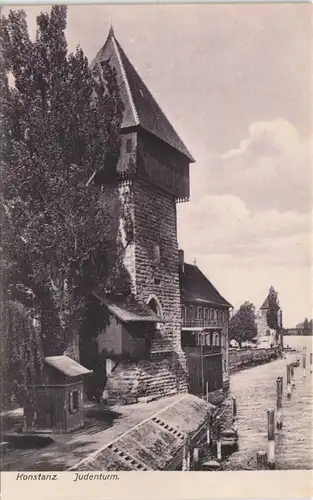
91,28 -> 195,403
256,297 -> 270,338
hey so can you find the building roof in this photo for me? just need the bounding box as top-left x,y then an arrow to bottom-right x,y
91,27 -> 195,162
93,289 -> 164,323
260,297 -> 270,310
180,263 -> 232,308
45,356 -> 92,377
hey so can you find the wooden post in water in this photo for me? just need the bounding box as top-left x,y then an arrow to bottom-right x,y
291,364 -> 295,387
216,415 -> 222,461
182,433 -> 190,471
310,353 -> 312,373
256,451 -> 268,470
276,377 -> 283,429
232,396 -> 238,433
303,353 -> 306,378
267,409 -> 275,469
206,381 -> 209,403
206,412 -> 213,445
286,364 -> 291,397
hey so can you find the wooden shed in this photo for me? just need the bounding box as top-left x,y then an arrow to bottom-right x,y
30,355 -> 92,433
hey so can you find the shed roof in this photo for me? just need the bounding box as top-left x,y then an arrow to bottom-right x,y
91,27 -> 195,162
45,356 -> 92,377
93,289 -> 164,324
180,263 -> 232,308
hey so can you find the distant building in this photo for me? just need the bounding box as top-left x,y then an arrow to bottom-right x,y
256,297 -> 271,339
179,250 -> 232,402
255,295 -> 283,346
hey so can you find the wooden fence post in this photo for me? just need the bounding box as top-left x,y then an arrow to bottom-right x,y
182,433 -> 190,471
232,396 -> 238,433
267,409 -> 275,469
192,447 -> 200,470
256,451 -> 268,470
216,415 -> 222,461
276,377 -> 283,429
206,412 -> 213,446
287,364 -> 291,397
291,364 -> 295,387
303,353 -> 306,377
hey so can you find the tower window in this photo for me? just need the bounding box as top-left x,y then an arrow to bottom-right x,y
152,244 -> 160,264
125,138 -> 132,153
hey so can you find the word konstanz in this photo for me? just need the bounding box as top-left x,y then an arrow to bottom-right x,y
16,473 -> 58,481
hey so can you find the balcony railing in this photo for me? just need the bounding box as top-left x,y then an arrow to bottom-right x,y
184,345 -> 222,355
181,318 -> 224,329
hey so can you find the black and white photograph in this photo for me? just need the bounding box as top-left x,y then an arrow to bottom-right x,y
0,2 -> 312,478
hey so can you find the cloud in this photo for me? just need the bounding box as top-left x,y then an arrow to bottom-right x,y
177,194 -> 312,325
178,194 -> 311,265
193,119 -> 312,213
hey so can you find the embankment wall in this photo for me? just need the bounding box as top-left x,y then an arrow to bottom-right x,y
229,348 -> 279,374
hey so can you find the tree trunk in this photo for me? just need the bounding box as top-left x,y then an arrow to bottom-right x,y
63,331 -> 80,362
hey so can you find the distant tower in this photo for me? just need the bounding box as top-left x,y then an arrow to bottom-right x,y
91,29 -> 195,402
256,296 -> 270,338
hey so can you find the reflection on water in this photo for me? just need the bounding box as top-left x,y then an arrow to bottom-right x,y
223,336 -> 313,470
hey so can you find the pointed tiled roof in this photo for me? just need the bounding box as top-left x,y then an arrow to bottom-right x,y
260,297 -> 270,310
91,29 -> 195,162
180,263 -> 232,308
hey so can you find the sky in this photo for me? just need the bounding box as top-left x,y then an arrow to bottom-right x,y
4,4 -> 313,327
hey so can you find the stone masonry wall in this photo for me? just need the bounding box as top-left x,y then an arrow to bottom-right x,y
101,177 -> 188,403
133,178 -> 188,394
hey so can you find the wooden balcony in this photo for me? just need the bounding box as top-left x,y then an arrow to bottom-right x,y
181,318 -> 224,330
184,345 -> 222,355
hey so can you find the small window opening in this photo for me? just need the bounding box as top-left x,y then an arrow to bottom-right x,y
153,244 -> 160,264
69,390 -> 80,413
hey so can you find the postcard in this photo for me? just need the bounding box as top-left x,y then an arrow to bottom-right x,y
0,3 -> 312,499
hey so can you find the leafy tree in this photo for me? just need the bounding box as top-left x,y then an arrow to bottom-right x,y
303,318 -> 311,336
1,7 -> 128,405
266,286 -> 280,331
229,302 -> 257,347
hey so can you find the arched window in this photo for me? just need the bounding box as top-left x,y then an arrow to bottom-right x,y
210,309 -> 214,320
197,306 -> 202,320
213,331 -> 220,346
214,310 -> 218,321
204,308 -> 208,321
147,295 -> 163,331
189,305 -> 194,319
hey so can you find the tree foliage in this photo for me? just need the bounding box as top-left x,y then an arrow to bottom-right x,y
302,318 -> 312,336
1,6 -> 127,405
266,286 -> 280,331
229,301 -> 257,346
1,300 -> 44,410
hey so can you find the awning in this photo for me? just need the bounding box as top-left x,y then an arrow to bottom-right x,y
45,356 -> 93,377
93,289 -> 164,324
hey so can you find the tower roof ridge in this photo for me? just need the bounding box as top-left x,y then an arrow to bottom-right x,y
91,29 -> 195,162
